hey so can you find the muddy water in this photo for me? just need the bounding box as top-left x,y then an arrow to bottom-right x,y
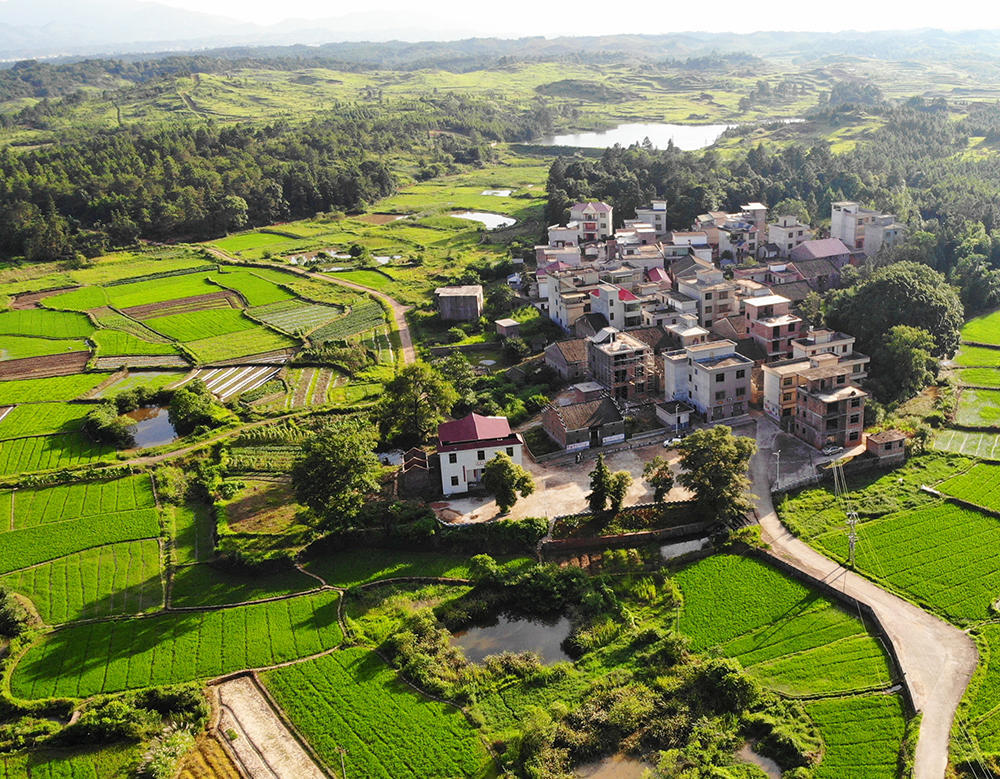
452,614 -> 571,663
124,406 -> 178,448
450,211 -> 516,229
575,754 -> 654,778
736,743 -> 782,778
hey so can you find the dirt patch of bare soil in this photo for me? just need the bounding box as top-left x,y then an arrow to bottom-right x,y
122,291 -> 240,320
0,350 -> 91,380
225,481 -> 303,534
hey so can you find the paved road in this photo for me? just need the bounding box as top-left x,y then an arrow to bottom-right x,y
749,416 -> 978,779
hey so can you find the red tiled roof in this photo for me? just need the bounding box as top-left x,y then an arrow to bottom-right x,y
618,288 -> 638,301
647,267 -> 669,282
572,201 -> 613,214
438,413 -> 512,445
438,434 -> 524,454
539,260 -> 572,276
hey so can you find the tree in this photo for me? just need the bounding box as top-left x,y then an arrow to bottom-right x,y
798,291 -> 824,328
291,419 -> 382,530
486,284 -> 516,318
587,454 -> 611,515
869,325 -> 939,403
482,453 -> 535,513
643,456 -> 675,503
825,261 -> 964,358
168,379 -> 219,436
607,471 -> 633,515
770,197 -> 810,224
0,584 -> 27,637
377,361 -> 458,445
676,426 -> 757,528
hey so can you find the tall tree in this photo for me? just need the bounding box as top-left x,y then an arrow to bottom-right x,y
377,361 -> 458,445
291,419 -> 382,530
643,456 -> 676,504
869,325 -> 939,403
482,453 -> 535,513
587,454 -> 611,515
607,471 -> 633,515
676,426 -> 757,529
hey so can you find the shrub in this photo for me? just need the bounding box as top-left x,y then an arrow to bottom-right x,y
56,699 -> 160,744
0,585 -> 28,637
82,402 -> 135,448
137,725 -> 196,779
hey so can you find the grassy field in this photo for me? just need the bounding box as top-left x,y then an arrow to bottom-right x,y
10,590 -> 343,699
0,373 -> 107,404
263,648 -> 493,779
0,308 -> 94,338
0,335 -> 89,361
0,433 -> 114,477
933,428 -> 1000,458
91,329 -> 180,356
962,309 -> 1000,345
0,539 -> 163,624
805,695 -> 908,779
0,402 -> 90,439
955,388 -> 1000,426
303,548 -> 513,588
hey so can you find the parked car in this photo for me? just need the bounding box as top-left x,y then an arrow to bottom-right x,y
821,444 -> 844,457
663,437 -> 682,448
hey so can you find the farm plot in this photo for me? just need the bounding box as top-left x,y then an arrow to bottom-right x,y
91,330 -> 180,357
42,285 -> 108,311
103,272 -> 220,309
933,429 -> 1000,459
250,269 -> 360,307
1,539 -> 163,624
10,590 -> 343,699
962,309 -> 1000,346
955,388 -> 1000,426
0,402 -> 90,439
308,300 -> 386,343
91,370 -> 184,398
326,380 -> 381,407
182,365 -> 282,400
0,308 -> 94,338
227,445 -> 299,473
121,291 -> 238,321
956,368 -> 1000,388
210,269 -> 292,306
211,231 -> 300,254
963,624 -> 1000,735
95,311 -> 174,342
168,502 -> 215,565
0,433 -> 114,477
0,508 -> 161,574
280,367 -> 339,409
144,309 -> 256,342
954,346 -> 1000,367
9,473 -> 155,529
815,502 -> 1000,621
938,462 -> 1000,511
675,555 -> 893,695
263,648 -> 493,779
0,744 -> 140,778
0,373 -> 107,404
0,335 -> 89,361
170,562 -> 316,608
183,328 -> 297,363
805,694 -> 907,779
249,299 -> 343,334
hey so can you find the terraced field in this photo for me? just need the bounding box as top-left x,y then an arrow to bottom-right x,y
183,328 -> 297,363
0,308 -> 94,338
309,300 -> 386,342
933,428 -> 1000,458
0,433 -> 114,476
955,388 -> 1000,427
183,365 -> 282,400
0,402 -> 90,439
937,462 -> 1000,511
92,329 -> 181,356
0,335 -> 89,361
211,269 -> 293,306
954,345 -> 1000,367
249,299 -> 344,334
962,310 -> 1000,346
805,695 -> 908,779
0,373 -> 107,404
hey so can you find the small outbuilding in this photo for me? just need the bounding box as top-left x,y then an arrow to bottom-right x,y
865,430 -> 907,464
435,285 -> 484,321
495,318 -> 520,338
656,400 -> 694,433
541,395 -> 625,451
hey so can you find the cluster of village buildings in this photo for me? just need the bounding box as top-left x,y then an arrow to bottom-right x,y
430,198 -> 908,497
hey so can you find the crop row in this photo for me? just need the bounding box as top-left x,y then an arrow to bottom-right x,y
0,373 -> 108,404
816,502 -> 1000,621
210,270 -> 292,307
10,473 -> 155,529
0,308 -> 94,338
934,429 -> 1000,459
249,299 -> 343,334
955,388 -> 1000,427
720,605 -> 867,667
184,328 -> 296,363
262,648 -> 493,779
0,335 -> 89,361
962,310 -> 1000,346
805,694 -> 907,778
92,329 -> 179,357
145,308 -> 255,342
10,590 -> 343,699
0,433 -> 114,477
938,462 -> 1000,511
309,301 -> 386,343
227,445 -> 299,473
0,508 -> 161,575
0,402 -> 90,440
95,311 -> 174,343
101,272 -> 219,310
746,634 -> 891,696
168,503 -> 215,566
1,539 -> 163,624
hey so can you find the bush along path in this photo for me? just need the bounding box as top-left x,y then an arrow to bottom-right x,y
750,415 -> 978,779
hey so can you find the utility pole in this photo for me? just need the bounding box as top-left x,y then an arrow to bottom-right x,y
832,458 -> 859,568
773,450 -> 781,489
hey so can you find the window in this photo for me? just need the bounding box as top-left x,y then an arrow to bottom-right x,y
716,373 -> 725,383
705,305 -> 713,313
477,450 -> 485,460
850,399 -> 861,408
736,369 -> 745,379
849,431 -> 860,442
705,292 -> 713,300
715,390 -> 726,400
610,312 -> 615,321
783,377 -> 793,386
705,320 -> 712,327
451,476 -> 459,486
506,447 -> 514,456
837,375 -> 846,385
783,393 -> 793,402
448,453 -> 457,464
850,414 -> 860,424
736,387 -> 746,397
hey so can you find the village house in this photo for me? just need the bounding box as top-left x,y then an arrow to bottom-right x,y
544,338 -> 588,380
541,394 -> 626,451
744,294 -> 803,362
570,201 -> 614,241
662,339 -> 753,422
438,413 -> 524,497
587,327 -> 655,403
768,215 -> 813,257
495,318 -> 520,338
435,285 -> 484,321
866,430 -> 907,464
830,201 -> 908,255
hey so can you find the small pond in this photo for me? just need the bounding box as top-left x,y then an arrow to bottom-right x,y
736,743 -> 782,779
575,754 -> 654,778
450,211 -> 516,229
535,122 -> 733,151
452,614 -> 572,663
660,537 -> 711,561
125,406 -> 178,448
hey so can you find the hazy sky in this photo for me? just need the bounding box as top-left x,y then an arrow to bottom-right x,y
153,0 -> 1000,33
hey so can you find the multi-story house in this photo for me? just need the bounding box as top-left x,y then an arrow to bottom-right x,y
744,294 -> 802,361
830,201 -> 907,255
587,327 -> 654,402
589,284 -> 644,330
635,200 -> 670,238
438,413 -> 524,496
570,202 -> 614,241
676,266 -> 739,329
547,267 -> 602,331
768,215 -> 813,257
662,339 -> 753,422
666,231 -> 713,263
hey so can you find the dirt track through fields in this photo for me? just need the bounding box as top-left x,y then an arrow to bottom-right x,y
750,415 -> 977,779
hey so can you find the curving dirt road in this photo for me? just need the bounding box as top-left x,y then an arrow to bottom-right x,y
749,416 -> 977,779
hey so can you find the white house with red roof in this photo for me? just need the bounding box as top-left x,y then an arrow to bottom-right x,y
437,413 -> 524,496
589,284 -> 643,329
